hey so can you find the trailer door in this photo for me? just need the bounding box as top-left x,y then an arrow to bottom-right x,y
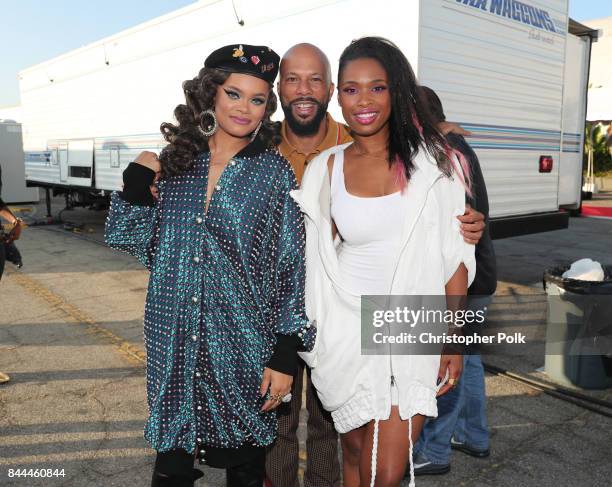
559,34 -> 590,208
58,141 -> 68,183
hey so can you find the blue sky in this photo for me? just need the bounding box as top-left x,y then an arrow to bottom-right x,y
0,0 -> 195,107
569,0 -> 612,23
1,0 -> 611,107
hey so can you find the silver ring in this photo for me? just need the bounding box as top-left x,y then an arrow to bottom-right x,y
281,393 -> 292,403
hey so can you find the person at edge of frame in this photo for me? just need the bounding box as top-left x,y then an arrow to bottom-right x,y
105,44 -> 316,487
0,164 -> 24,385
264,43 -> 487,487
406,86 -> 497,478
291,36 -> 476,487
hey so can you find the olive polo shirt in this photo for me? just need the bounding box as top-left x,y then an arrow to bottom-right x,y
278,113 -> 352,184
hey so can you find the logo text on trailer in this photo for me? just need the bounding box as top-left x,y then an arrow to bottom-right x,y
455,0 -> 556,33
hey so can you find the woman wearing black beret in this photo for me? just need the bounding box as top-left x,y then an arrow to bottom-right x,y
105,44 -> 315,487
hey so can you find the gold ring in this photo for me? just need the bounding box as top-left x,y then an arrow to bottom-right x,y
270,393 -> 283,402
448,378 -> 458,386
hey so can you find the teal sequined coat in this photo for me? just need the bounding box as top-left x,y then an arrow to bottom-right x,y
105,140 -> 315,453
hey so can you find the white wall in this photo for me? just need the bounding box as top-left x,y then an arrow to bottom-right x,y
584,16 -> 612,121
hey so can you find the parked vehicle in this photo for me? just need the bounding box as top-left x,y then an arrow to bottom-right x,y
0,121 -> 38,204
19,0 -> 598,236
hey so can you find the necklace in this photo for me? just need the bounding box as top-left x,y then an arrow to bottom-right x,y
352,144 -> 388,159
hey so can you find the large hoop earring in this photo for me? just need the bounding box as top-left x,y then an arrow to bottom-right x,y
198,109 -> 218,137
250,121 -> 262,142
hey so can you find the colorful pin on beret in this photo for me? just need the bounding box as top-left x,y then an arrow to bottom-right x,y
204,44 -> 280,83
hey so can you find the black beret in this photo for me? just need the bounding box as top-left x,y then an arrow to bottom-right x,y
204,44 -> 280,84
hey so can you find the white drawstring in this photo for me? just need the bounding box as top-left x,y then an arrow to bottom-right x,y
368,415 -> 417,486
369,416 -> 416,487
369,418 -> 380,487
408,416 -> 415,487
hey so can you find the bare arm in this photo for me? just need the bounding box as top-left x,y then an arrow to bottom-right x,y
0,202 -> 22,242
437,263 -> 468,396
445,263 -> 468,296
0,207 -> 17,225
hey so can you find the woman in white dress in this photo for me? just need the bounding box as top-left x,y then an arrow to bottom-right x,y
291,37 -> 476,487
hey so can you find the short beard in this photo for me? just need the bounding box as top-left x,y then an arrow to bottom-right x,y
281,98 -> 329,136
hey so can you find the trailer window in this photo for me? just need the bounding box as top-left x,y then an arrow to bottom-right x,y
69,166 -> 92,178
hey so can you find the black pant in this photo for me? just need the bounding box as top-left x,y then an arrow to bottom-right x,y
153,447 -> 265,487
225,447 -> 265,487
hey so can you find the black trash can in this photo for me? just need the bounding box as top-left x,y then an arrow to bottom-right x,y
543,265 -> 612,389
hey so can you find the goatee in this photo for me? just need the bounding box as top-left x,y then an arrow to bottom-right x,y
281,98 -> 329,136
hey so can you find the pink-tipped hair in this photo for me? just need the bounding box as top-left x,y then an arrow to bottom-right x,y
393,156 -> 408,193
446,145 -> 473,198
411,113 -> 473,198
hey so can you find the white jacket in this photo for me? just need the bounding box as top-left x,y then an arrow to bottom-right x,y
291,143 -> 476,433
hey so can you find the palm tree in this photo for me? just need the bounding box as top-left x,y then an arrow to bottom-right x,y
585,123 -> 612,174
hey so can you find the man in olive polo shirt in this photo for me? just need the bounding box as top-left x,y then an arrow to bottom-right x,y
266,43 -> 346,487
266,43 -> 486,487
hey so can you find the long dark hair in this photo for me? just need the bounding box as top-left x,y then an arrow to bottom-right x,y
338,37 -> 454,182
159,67 -> 280,177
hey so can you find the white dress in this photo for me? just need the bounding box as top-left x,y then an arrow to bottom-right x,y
330,148 -> 408,405
331,149 -> 408,296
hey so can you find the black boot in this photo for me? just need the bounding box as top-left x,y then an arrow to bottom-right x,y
151,449 -> 204,487
151,469 -> 204,487
225,448 -> 265,487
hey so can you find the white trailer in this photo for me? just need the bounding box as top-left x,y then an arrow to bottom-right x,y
20,0 -> 597,236
0,121 -> 39,204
